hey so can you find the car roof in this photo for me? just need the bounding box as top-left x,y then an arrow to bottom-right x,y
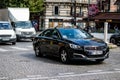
55,27 -> 77,30
0,21 -> 10,23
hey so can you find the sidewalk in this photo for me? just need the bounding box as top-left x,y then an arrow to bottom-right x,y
91,33 -> 113,42
91,33 -> 117,49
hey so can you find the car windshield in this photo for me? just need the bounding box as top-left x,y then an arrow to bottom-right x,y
0,23 -> 12,30
59,28 -> 92,39
15,21 -> 33,28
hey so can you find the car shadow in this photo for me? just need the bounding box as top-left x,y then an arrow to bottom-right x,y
17,39 -> 32,42
20,52 -> 105,65
0,43 -> 15,46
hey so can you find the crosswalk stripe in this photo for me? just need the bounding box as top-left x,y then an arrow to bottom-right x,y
0,46 -> 33,52
0,48 -> 8,52
10,47 -> 29,50
26,46 -> 33,48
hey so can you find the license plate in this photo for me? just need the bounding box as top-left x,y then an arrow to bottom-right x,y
90,50 -> 103,55
2,38 -> 10,41
25,35 -> 31,37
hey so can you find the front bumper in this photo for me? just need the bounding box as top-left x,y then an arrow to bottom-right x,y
17,34 -> 36,39
68,47 -> 109,61
0,38 -> 16,43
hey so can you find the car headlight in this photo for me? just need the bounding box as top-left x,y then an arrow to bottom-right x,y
16,31 -> 21,35
11,33 -> 16,38
69,44 -> 82,49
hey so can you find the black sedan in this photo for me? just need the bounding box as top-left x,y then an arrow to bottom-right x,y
110,31 -> 120,45
33,28 -> 109,63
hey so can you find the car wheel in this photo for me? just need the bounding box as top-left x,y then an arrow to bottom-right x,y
60,49 -> 70,64
96,59 -> 104,63
34,46 -> 43,57
12,42 -> 16,45
110,38 -> 116,44
17,38 -> 20,42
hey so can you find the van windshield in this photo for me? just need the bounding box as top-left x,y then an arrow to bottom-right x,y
15,21 -> 33,28
0,23 -> 12,30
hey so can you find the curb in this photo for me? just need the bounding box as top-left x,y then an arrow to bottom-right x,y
108,43 -> 118,49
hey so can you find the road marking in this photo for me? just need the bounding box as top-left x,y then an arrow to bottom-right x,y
10,47 -> 29,50
26,46 -> 33,48
0,77 -> 8,80
87,70 -> 103,73
13,70 -> 120,80
58,72 -> 75,76
26,75 -> 42,78
0,48 -> 8,52
0,46 -> 32,52
114,68 -> 120,71
49,79 -> 58,80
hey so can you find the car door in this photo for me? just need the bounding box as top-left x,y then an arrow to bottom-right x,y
50,29 -> 62,56
117,33 -> 120,43
39,29 -> 53,54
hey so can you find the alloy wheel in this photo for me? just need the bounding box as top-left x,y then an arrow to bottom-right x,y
60,49 -> 69,63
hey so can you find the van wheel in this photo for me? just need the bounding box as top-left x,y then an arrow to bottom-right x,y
60,49 -> 70,64
12,42 -> 16,45
17,37 -> 21,42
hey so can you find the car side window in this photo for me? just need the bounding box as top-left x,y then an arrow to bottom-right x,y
52,30 -> 60,39
42,29 -> 53,37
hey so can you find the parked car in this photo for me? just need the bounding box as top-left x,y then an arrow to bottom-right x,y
33,28 -> 109,63
110,31 -> 120,45
0,21 -> 16,45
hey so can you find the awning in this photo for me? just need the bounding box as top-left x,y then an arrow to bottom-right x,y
85,12 -> 120,23
114,0 -> 120,5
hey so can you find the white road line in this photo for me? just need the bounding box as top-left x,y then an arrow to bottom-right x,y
13,70 -> 120,80
10,47 -> 29,50
0,77 -> 8,80
49,79 -> 58,80
26,46 -> 33,48
58,72 -> 75,76
26,75 -> 42,78
114,68 -> 120,71
0,48 -> 8,52
87,70 -> 103,73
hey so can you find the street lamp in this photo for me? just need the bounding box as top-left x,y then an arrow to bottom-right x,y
71,0 -> 76,26
87,0 -> 90,27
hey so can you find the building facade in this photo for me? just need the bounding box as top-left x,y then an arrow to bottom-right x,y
44,0 -> 97,29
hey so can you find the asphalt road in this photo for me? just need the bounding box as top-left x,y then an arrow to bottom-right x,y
0,41 -> 120,80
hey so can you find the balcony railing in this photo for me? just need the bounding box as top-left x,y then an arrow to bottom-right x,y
44,0 -> 97,4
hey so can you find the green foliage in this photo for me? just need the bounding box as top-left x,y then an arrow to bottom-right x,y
0,0 -> 44,12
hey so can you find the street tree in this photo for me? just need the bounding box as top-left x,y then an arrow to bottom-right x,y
0,0 -> 45,12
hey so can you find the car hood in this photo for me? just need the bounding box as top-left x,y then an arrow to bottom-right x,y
66,38 -> 106,46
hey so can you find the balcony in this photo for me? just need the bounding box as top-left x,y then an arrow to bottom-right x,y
44,0 -> 97,4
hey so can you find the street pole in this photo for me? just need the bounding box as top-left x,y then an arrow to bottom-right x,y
71,0 -> 76,27
73,0 -> 76,26
87,0 -> 90,27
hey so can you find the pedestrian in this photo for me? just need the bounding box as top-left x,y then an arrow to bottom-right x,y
114,25 -> 119,33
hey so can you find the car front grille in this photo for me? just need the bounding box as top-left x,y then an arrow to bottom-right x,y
84,46 -> 106,50
0,35 -> 11,38
21,32 -> 33,35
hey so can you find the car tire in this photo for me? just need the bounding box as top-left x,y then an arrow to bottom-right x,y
60,49 -> 70,64
110,38 -> 116,44
34,46 -> 43,57
96,59 -> 104,63
12,42 -> 16,45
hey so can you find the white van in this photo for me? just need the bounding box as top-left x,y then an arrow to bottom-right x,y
0,21 -> 16,45
12,21 -> 36,41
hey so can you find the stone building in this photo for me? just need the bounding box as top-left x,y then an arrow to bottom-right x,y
44,0 -> 97,29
